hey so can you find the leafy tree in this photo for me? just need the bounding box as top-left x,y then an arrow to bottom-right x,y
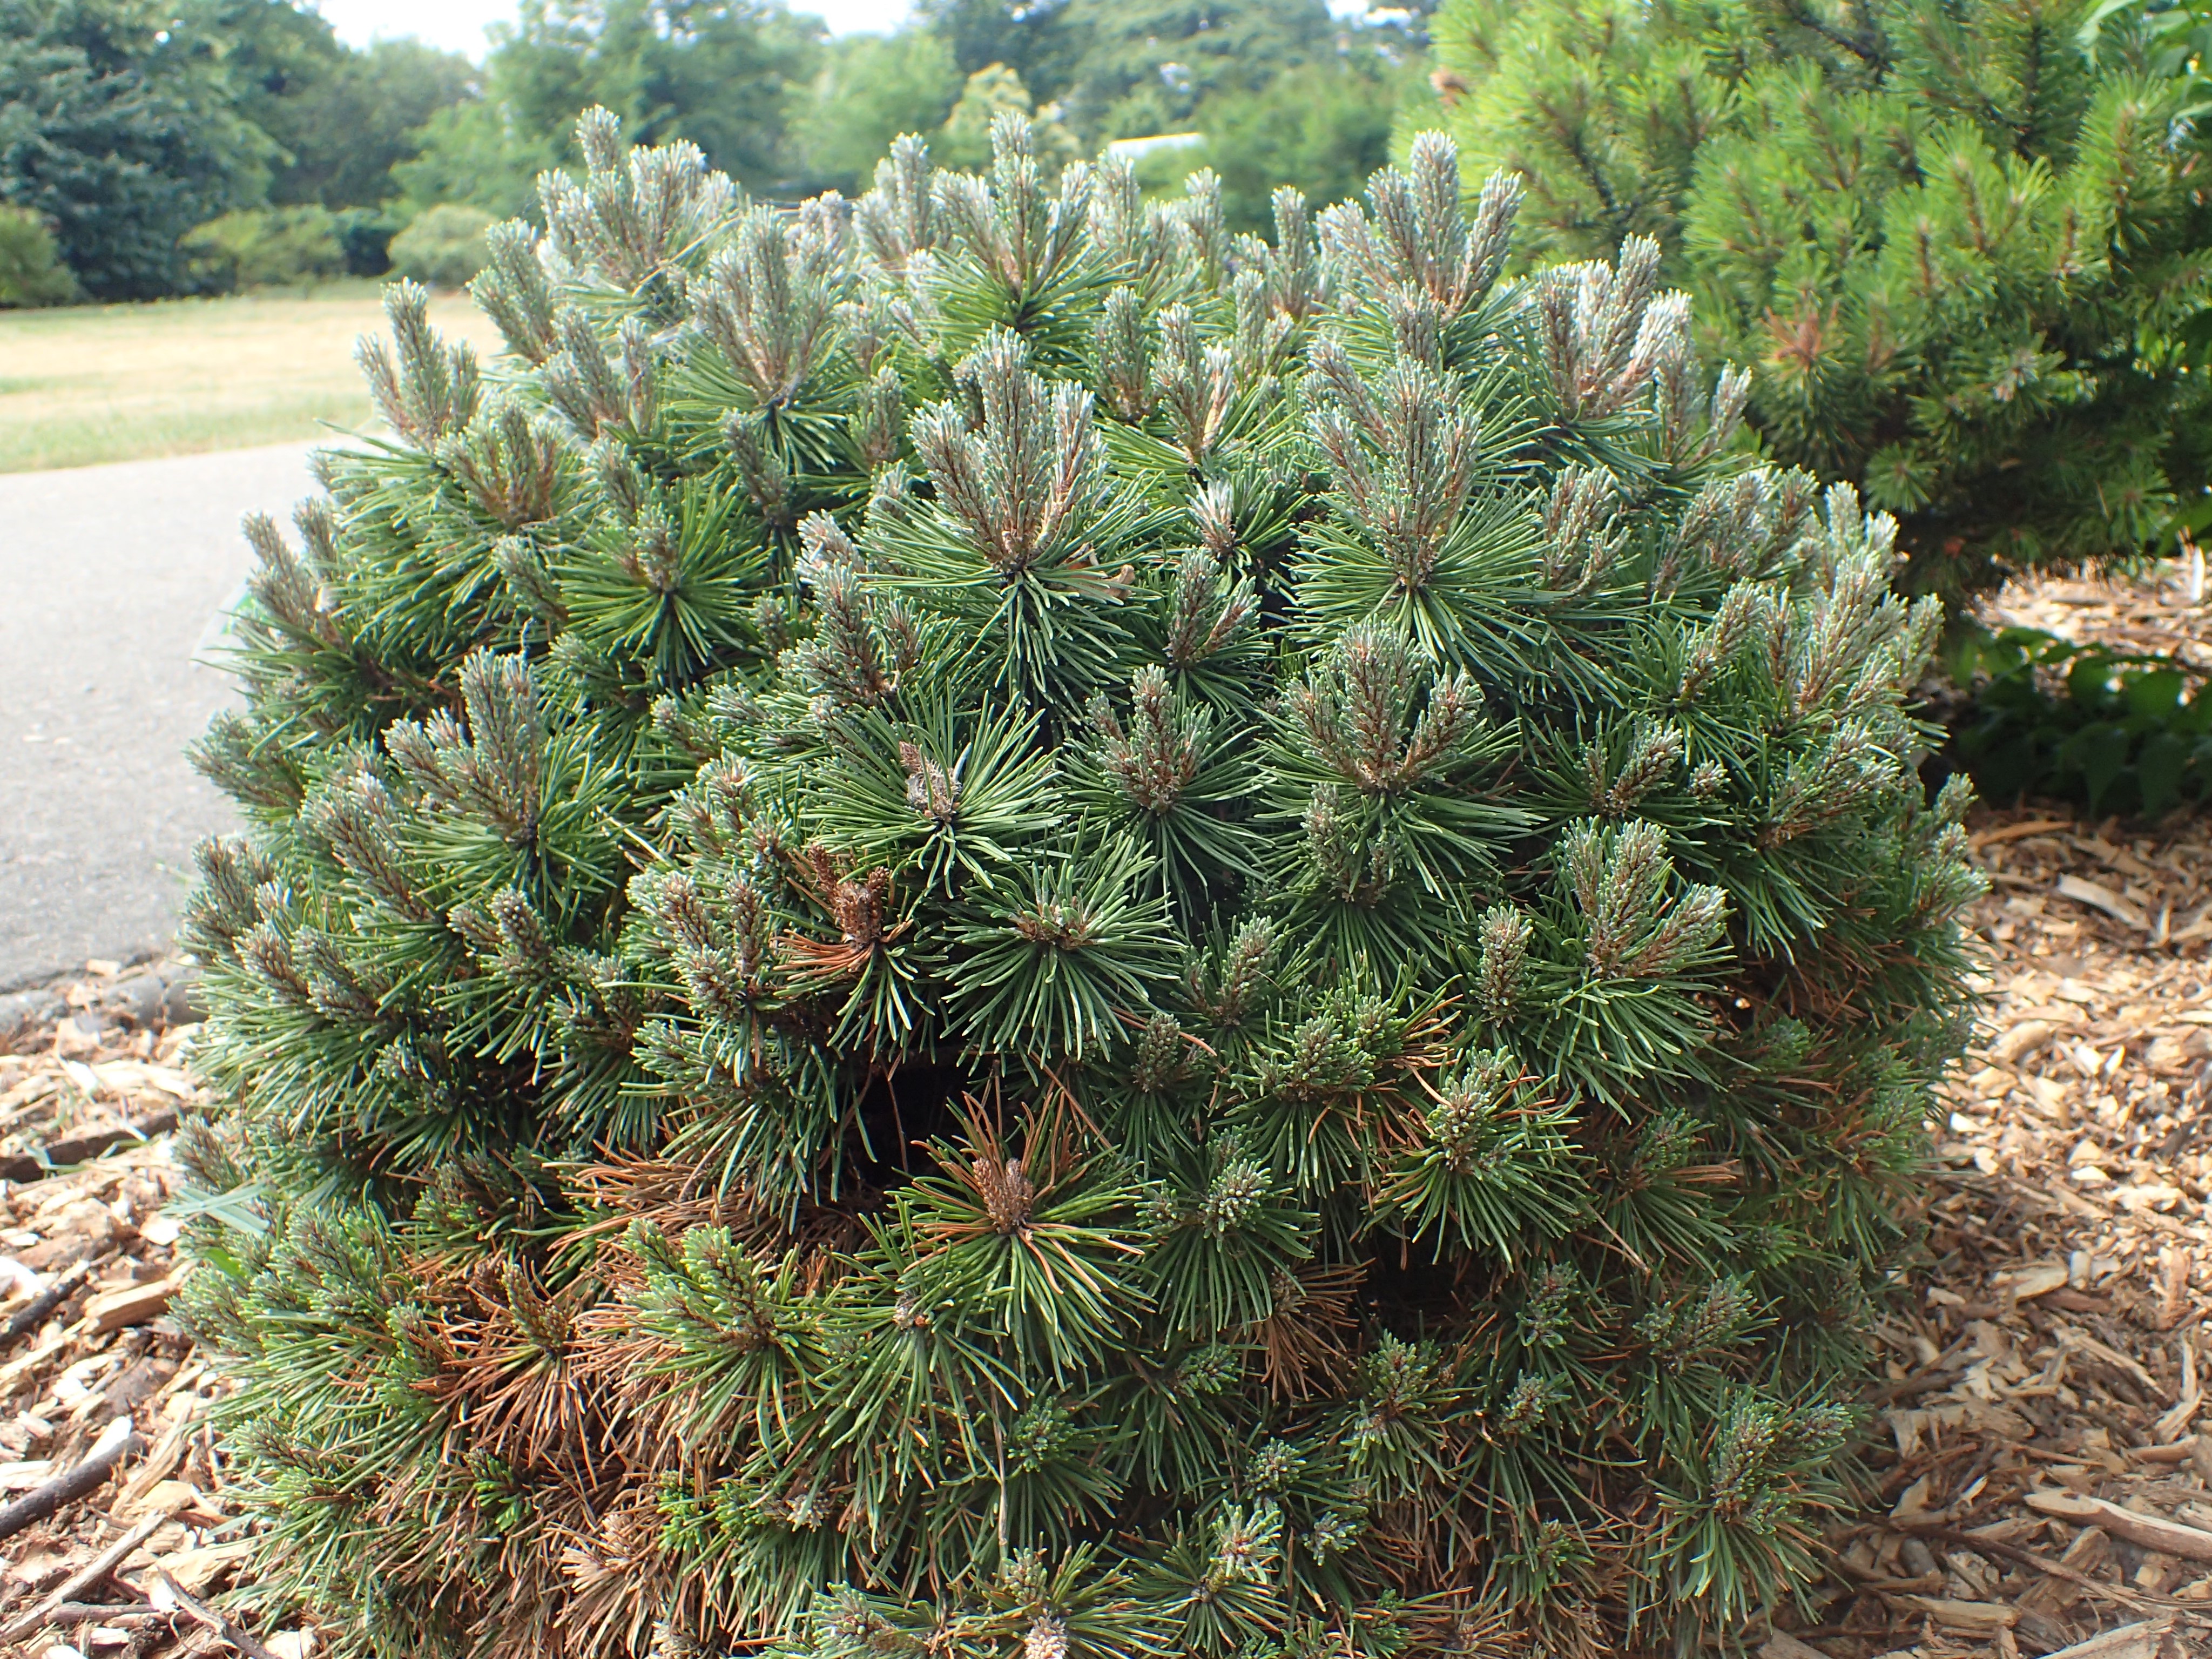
1190,52 -> 1410,233
785,28 -> 963,193
191,0 -> 343,156
1417,0 -> 2212,602
185,1 -> 368,207
269,37 -> 478,208
916,0 -> 1084,102
391,98 -> 564,221
0,0 -> 274,298
403,0 -> 824,211
1049,0 -> 1340,141
174,110 -> 1980,1659
187,3 -> 473,209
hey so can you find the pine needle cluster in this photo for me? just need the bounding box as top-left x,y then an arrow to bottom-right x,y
177,109 -> 1984,1659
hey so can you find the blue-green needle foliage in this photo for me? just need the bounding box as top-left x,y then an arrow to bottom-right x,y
176,107 -> 1982,1659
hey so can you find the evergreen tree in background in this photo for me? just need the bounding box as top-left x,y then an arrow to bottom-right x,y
0,0 -> 276,297
1414,0 -> 2212,602
0,0 -> 474,295
178,109 -> 1982,1658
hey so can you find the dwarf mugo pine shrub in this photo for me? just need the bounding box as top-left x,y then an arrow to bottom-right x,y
177,110 -> 1982,1658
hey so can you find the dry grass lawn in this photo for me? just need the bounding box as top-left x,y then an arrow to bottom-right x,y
0,282 -> 505,473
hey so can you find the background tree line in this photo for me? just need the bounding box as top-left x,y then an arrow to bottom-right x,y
0,0 -> 1435,304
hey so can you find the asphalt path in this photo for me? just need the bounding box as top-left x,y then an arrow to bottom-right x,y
0,443 -> 319,989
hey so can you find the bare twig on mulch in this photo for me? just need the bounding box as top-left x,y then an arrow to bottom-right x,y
0,1417 -> 143,1543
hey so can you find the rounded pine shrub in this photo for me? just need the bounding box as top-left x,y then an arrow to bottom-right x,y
179,109 -> 1982,1658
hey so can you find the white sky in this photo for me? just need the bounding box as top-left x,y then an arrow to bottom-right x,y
309,0 -> 1381,65
308,1 -> 918,60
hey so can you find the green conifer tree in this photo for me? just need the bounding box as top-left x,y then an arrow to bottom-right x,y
174,108 -> 1982,1659
1414,0 -> 2212,602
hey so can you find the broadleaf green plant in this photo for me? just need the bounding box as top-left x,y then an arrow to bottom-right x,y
1951,625 -> 2212,817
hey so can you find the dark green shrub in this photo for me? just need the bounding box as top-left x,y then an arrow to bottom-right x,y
177,110 -> 1982,1659
179,206 -> 348,293
1951,628 -> 2212,818
332,207 -> 401,278
388,202 -> 494,288
1417,0 -> 2212,605
0,205 -> 76,307
0,0 -> 273,300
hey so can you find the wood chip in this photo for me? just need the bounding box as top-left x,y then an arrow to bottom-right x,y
1989,1019 -> 2056,1064
1997,1261 -> 2072,1300
0,1458 -> 54,1490
0,969 -> 211,1658
1831,561 -> 2212,1653
113,1415 -> 198,1512
2032,1617 -> 2190,1659
149,1536 -> 255,1597
119,1478 -> 218,1525
80,1270 -> 183,1334
2057,874 -> 2149,928
2025,1490 -> 2212,1564
1897,1595 -> 2020,1630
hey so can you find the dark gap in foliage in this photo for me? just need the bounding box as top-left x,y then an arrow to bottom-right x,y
849,1060 -> 973,1187
1359,1239 -> 1483,1332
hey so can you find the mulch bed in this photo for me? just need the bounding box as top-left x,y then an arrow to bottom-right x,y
1981,558 -> 2211,673
0,966 -> 300,1658
1758,559 -> 2212,1659
1779,806 -> 2212,1659
1,569 -> 2209,1659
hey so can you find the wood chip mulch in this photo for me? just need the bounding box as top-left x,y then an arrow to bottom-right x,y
0,966 -> 309,1659
1980,557 -> 2211,675
1776,559 -> 2212,1659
